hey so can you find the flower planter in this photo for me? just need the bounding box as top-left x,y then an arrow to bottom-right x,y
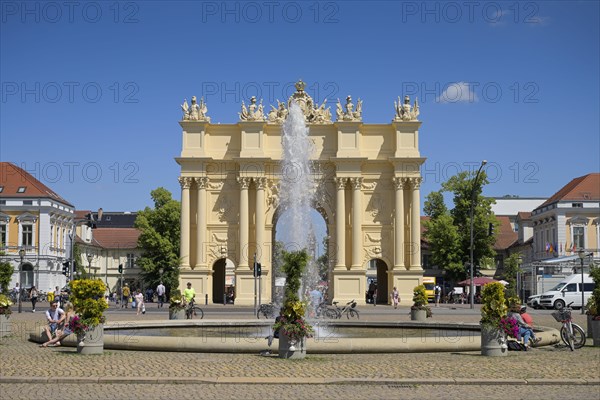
587,315 -> 594,339
411,309 -> 427,321
590,319 -> 600,347
278,333 -> 306,359
0,314 -> 11,338
480,324 -> 507,356
169,308 -> 186,320
77,323 -> 104,355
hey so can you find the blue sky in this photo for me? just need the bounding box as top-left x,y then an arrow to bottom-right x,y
1,0 -> 599,226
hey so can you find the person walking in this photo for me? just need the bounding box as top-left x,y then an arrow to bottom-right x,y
135,289 -> 145,316
29,286 -> 39,312
121,284 -> 130,308
434,284 -> 441,307
390,287 -> 400,309
156,282 -> 166,308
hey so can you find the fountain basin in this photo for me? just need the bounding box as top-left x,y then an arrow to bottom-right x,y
29,320 -> 560,353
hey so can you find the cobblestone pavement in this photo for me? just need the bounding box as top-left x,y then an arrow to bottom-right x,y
1,304 -> 599,400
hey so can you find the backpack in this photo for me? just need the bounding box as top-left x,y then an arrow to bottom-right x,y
507,340 -> 526,351
434,286 -> 440,294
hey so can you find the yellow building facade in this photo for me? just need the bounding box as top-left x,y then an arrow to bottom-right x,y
176,81 -> 426,305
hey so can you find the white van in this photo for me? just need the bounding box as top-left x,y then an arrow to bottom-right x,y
538,273 -> 595,310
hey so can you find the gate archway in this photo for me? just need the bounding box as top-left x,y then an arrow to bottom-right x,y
177,80 -> 425,305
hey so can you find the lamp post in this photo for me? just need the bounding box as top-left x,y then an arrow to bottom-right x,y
87,253 -> 94,277
469,160 -> 487,309
577,249 -> 585,315
18,248 -> 25,313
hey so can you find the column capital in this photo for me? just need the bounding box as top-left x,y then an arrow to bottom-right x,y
254,177 -> 267,189
237,177 -> 251,189
410,177 -> 423,189
194,177 -> 209,189
349,177 -> 363,190
393,177 -> 407,190
178,176 -> 193,189
335,177 -> 347,189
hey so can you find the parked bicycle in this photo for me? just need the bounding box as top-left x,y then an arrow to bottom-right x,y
257,302 -> 277,319
185,299 -> 204,319
551,301 -> 585,351
328,299 -> 359,320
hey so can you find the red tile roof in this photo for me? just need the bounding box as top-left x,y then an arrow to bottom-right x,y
0,162 -> 73,206
494,215 -> 518,251
91,228 -> 140,249
536,173 -> 600,210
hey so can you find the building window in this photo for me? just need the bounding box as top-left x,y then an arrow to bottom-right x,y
22,224 -> 33,246
573,226 -> 585,250
127,253 -> 135,268
17,186 -> 26,193
0,186 -> 3,193
0,224 -> 6,247
572,203 -> 583,208
23,200 -> 32,205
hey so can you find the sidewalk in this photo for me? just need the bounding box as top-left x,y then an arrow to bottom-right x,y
1,304 -> 599,399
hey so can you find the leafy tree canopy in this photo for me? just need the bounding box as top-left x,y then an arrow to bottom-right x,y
135,187 -> 181,292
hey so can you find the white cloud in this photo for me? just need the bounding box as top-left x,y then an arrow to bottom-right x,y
437,82 -> 478,103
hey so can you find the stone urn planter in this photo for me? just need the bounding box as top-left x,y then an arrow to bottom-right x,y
410,309 -> 427,321
480,324 -> 507,357
169,308 -> 186,320
590,319 -> 600,346
278,334 -> 307,359
0,314 -> 11,338
77,323 -> 104,355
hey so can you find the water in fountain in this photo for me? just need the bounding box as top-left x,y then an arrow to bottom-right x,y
279,101 -> 320,299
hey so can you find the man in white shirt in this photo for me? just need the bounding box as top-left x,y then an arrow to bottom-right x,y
43,301 -> 65,340
156,282 -> 166,308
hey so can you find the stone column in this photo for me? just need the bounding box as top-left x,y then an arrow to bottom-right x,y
410,177 -> 423,269
195,177 -> 209,268
255,177 -> 266,261
334,177 -> 347,269
179,177 -> 192,268
238,177 -> 251,268
350,177 -> 363,269
393,177 -> 405,269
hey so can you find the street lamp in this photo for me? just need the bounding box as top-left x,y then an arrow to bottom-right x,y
469,160 -> 487,309
577,249 -> 585,315
18,248 -> 25,313
87,253 -> 94,276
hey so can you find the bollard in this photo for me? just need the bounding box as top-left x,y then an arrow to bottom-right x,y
223,293 -> 226,306
205,294 -> 208,305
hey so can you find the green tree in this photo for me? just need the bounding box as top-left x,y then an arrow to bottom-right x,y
135,187 -> 181,293
501,253 -> 521,298
0,252 -> 14,293
423,171 -> 497,282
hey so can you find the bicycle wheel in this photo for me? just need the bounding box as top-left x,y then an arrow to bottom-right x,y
324,308 -> 338,319
193,307 -> 204,319
561,324 -> 586,349
348,309 -> 359,320
560,325 -> 575,351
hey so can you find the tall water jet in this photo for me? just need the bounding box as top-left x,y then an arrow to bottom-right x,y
279,101 -> 319,295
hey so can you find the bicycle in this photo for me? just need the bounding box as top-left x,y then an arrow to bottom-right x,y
330,299 -> 359,320
257,303 -> 277,319
185,299 -> 204,320
551,301 -> 585,351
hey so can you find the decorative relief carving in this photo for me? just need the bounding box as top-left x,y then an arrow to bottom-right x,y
410,177 -> 423,190
365,232 -> 381,243
336,95 -> 362,122
335,177 -> 347,189
255,177 -> 267,190
215,196 -> 232,222
208,181 -> 224,190
181,96 -> 210,122
394,95 -> 419,122
266,180 -> 280,213
367,193 -> 386,218
239,96 -> 265,121
237,177 -> 251,189
361,181 -> 376,191
393,177 -> 406,190
268,80 -> 332,124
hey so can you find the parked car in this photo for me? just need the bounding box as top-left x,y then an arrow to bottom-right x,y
526,294 -> 542,309
538,273 -> 595,310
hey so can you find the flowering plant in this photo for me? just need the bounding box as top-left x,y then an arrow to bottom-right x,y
69,279 -> 107,330
67,315 -> 90,336
0,294 -> 13,317
499,316 -> 519,338
169,289 -> 185,310
411,284 -> 432,317
273,315 -> 314,343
